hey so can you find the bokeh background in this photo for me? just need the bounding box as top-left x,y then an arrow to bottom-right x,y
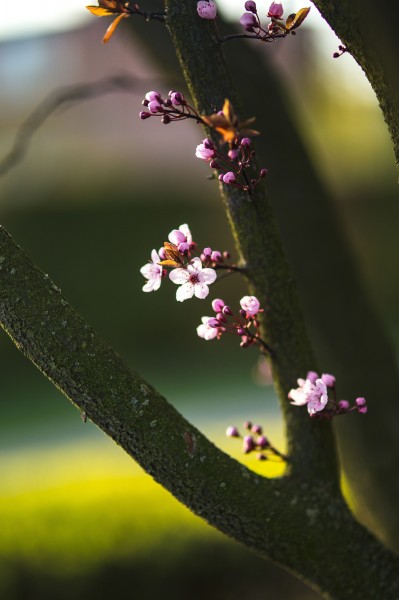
0,2 -> 398,599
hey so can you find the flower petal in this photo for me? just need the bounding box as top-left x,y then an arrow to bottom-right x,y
169,268 -> 189,284
201,267 -> 217,284
194,282 -> 209,299
176,282 -> 194,302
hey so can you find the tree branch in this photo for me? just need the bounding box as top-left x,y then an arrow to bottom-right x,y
164,0 -> 338,483
311,0 -> 399,170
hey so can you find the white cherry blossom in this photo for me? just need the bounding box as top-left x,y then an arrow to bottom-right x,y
140,249 -> 163,292
169,257 -> 216,302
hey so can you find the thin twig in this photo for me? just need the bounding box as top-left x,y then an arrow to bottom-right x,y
0,74 -> 141,177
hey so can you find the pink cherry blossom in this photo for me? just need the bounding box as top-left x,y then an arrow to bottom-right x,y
240,295 -> 261,316
197,316 -> 219,340
169,257 -> 216,302
140,249 -> 163,292
197,0 -> 217,19
288,377 -> 328,415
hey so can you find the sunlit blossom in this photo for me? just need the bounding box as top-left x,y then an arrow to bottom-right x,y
169,257 -> 216,302
140,249 -> 163,292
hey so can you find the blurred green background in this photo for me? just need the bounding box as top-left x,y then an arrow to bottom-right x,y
0,3 -> 398,599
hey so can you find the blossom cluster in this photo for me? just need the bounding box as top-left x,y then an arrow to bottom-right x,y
140,94 -> 266,193
196,137 -> 267,191
140,223 -> 236,302
197,296 -> 271,352
226,421 -> 286,462
139,90 -> 201,124
288,371 -> 368,418
197,0 -> 311,45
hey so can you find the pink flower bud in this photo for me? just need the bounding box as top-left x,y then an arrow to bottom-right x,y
203,247 -> 212,257
257,435 -> 270,449
267,1 -> 283,18
139,111 -> 151,120
226,426 -> 239,437
306,371 -> 319,384
358,406 -> 368,414
222,172 -> 236,184
251,424 -> 263,435
222,305 -> 233,316
197,0 -> 217,19
242,435 -> 255,454
260,168 -> 268,178
211,250 -> 222,262
148,100 -> 162,114
338,400 -> 350,411
145,91 -> 162,102
212,298 -> 225,312
321,373 -> 336,388
158,247 -> 167,260
355,397 -> 366,407
243,421 -> 252,430
170,91 -> 185,105
245,1 -> 257,13
240,137 -> 252,148
228,148 -> 240,161
208,318 -> 220,328
239,12 -> 258,29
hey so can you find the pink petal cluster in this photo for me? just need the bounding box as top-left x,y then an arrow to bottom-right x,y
140,249 -> 163,292
197,0 -> 217,19
240,295 -> 261,316
289,377 -> 329,416
169,257 -> 216,302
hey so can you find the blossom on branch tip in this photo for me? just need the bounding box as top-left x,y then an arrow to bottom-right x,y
169,257 -> 216,302
245,1 -> 257,13
240,12 -> 258,30
197,0 -> 217,19
222,172 -> 236,184
140,249 -> 163,292
267,2 -> 284,18
289,373 -> 367,418
226,426 -> 240,437
240,296 -> 261,316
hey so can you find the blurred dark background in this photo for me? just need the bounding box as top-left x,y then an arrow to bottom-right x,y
0,3 -> 398,599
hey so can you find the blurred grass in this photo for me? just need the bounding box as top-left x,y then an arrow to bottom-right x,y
0,434 -> 321,600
